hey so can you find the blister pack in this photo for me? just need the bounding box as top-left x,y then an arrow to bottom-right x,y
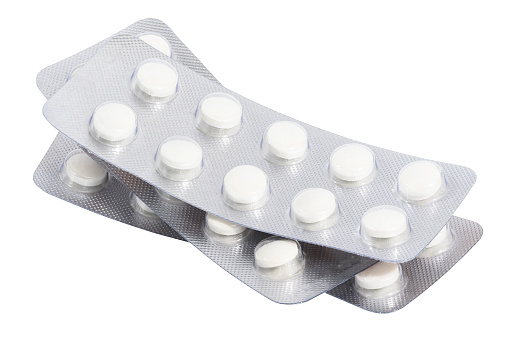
328,216 -> 482,313
35,18 -> 216,242
35,20 -> 377,304
43,35 -> 477,263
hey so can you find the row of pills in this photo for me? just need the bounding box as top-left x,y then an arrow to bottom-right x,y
87,56 -> 448,248
88,57 -> 447,196
82,55 -> 450,250
205,213 -> 453,282
85,103 -> 445,248
57,147 -> 454,282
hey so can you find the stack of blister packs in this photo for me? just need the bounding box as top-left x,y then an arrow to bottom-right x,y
35,18 -> 482,313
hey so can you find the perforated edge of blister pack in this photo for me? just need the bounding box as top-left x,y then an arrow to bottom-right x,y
327,216 -> 483,313
43,35 -> 477,262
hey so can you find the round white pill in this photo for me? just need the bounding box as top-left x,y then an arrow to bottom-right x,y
139,34 -> 172,57
198,94 -> 242,129
329,143 -> 375,182
427,226 -> 449,248
134,61 -> 178,98
222,165 -> 269,205
255,239 -> 299,268
291,188 -> 337,224
159,139 -> 203,170
397,160 -> 444,201
155,138 -> 203,181
361,206 -> 408,239
206,213 -> 247,236
263,121 -> 308,161
64,152 -> 107,187
90,102 -> 137,145
355,262 -> 401,290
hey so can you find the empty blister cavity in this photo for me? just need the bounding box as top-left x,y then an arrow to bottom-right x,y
290,188 -> 340,231
261,121 -> 309,165
418,224 -> 454,258
131,59 -> 178,103
130,192 -> 158,219
59,149 -> 108,193
360,206 -> 410,248
222,165 -> 270,211
397,160 -> 447,203
89,102 -> 138,146
204,213 -> 252,245
329,143 -> 376,187
354,262 -> 405,299
138,33 -> 172,57
195,93 -> 243,137
254,237 -> 305,281
155,137 -> 203,181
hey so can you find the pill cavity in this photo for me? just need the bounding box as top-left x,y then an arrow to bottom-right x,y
195,93 -> 243,137
291,188 -> 339,231
329,143 -> 376,186
59,150 -> 108,193
132,59 -> 178,102
397,160 -> 446,202
222,165 -> 270,211
254,237 -> 305,280
418,224 -> 454,258
261,121 -> 309,164
130,193 -> 157,219
360,206 -> 410,248
204,213 -> 251,245
355,262 -> 403,294
139,34 -> 172,57
206,213 -> 247,236
89,102 -> 137,146
155,137 -> 203,181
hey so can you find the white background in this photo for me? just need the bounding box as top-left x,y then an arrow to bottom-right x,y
1,1 -> 507,338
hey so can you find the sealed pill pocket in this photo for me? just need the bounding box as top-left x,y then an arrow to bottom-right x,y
43,35 -> 476,263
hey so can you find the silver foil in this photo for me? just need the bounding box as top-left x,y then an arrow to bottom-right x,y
35,20 -> 377,304
43,35 -> 477,262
